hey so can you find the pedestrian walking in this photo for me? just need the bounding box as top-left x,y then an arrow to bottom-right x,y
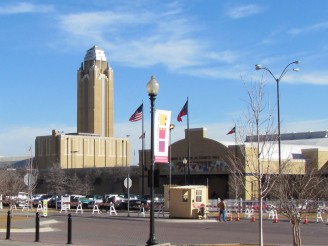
218,198 -> 227,222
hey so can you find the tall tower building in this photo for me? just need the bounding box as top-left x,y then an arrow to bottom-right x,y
77,46 -> 114,137
35,46 -> 130,172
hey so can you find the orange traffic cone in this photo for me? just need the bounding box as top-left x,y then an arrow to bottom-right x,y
228,213 -> 233,221
251,214 -> 256,222
273,214 -> 278,223
236,212 -> 240,221
303,216 -> 308,224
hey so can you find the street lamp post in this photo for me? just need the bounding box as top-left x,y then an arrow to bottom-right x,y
146,75 -> 159,246
71,150 -> 78,176
169,124 -> 175,187
126,135 -> 130,217
183,158 -> 187,185
255,61 -> 300,173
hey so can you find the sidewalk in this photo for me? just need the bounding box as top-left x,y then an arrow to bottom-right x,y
0,209 -> 327,245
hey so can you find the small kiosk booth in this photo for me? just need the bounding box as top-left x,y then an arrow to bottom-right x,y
168,185 -> 208,219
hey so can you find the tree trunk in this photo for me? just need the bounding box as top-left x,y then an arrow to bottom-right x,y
259,196 -> 263,246
292,220 -> 301,246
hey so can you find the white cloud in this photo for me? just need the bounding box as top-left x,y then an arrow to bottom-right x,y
289,21 -> 328,35
206,50 -> 238,64
181,64 -> 248,81
54,2 -> 328,87
110,39 -> 203,70
57,8 -> 205,71
282,73 -> 328,85
0,2 -> 54,15
226,4 -> 263,19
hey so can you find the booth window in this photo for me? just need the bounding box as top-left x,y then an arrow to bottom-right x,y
182,190 -> 188,202
196,190 -> 202,202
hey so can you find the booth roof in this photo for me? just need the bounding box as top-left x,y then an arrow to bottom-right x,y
170,185 -> 207,190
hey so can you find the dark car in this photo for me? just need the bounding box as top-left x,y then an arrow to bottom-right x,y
129,194 -> 164,211
102,193 -> 138,210
47,196 -> 60,208
79,195 -> 103,209
33,194 -> 54,207
129,195 -> 151,210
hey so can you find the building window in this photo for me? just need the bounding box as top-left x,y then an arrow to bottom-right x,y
196,190 -> 202,202
182,190 -> 188,202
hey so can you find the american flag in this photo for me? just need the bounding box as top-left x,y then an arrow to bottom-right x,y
129,104 -> 143,122
226,126 -> 236,135
177,100 -> 188,122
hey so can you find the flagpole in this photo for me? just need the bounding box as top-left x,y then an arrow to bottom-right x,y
234,125 -> 237,160
187,97 -> 190,185
141,101 -> 145,195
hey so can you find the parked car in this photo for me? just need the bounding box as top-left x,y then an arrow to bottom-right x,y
129,194 -> 164,211
78,195 -> 103,208
16,192 -> 30,207
55,194 -> 84,209
32,194 -> 46,201
47,196 -> 60,208
153,194 -> 164,204
101,193 -> 138,210
32,194 -> 54,207
129,194 -> 151,210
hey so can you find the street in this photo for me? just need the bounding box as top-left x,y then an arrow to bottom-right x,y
1,210 -> 328,246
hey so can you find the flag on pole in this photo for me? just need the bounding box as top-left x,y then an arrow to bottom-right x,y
139,132 -> 145,139
129,104 -> 143,122
177,100 -> 188,122
227,126 -> 236,135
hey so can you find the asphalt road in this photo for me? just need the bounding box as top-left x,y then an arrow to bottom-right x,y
0,210 -> 327,246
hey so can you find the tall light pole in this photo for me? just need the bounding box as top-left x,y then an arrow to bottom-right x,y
146,75 -> 159,246
126,135 -> 130,217
255,61 -> 300,173
169,124 -> 175,187
183,158 -> 187,185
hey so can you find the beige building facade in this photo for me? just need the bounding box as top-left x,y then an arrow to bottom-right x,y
77,46 -> 114,137
35,46 -> 130,170
141,128 -> 328,200
35,130 -> 129,170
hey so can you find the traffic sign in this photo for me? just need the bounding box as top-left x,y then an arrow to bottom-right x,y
24,174 -> 36,186
124,177 -> 132,189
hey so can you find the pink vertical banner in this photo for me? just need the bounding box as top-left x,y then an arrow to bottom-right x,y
154,110 -> 171,163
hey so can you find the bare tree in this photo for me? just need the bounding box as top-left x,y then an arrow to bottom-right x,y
80,171 -> 95,195
271,162 -> 324,246
46,162 -> 69,209
106,167 -> 130,193
228,80 -> 280,246
0,169 -> 26,214
26,157 -> 38,201
227,146 -> 243,205
66,171 -> 85,195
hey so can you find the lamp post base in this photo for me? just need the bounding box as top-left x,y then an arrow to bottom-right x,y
146,237 -> 158,245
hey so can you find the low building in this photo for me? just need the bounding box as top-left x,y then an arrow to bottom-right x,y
35,130 -> 130,170
140,128 -> 328,200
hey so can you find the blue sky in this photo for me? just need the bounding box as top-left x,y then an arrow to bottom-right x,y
1,0 -> 328,161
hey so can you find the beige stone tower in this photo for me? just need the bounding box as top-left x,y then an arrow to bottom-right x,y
77,46 -> 114,137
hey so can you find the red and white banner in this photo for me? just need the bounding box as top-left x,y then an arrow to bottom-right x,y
154,110 -> 171,163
